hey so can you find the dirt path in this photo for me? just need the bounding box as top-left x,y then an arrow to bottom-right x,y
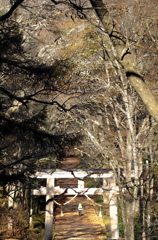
54,195 -> 106,240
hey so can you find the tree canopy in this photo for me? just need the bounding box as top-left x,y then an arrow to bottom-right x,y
0,1 -> 158,239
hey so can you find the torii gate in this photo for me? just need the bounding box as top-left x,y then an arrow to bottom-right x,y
32,169 -> 119,240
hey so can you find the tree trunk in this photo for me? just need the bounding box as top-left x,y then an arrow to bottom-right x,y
126,193 -> 135,240
146,145 -> 154,240
125,130 -> 135,240
90,0 -> 158,122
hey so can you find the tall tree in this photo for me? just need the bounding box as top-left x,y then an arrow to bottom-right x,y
89,0 -> 158,122
0,0 -> 157,121
0,1 -> 157,239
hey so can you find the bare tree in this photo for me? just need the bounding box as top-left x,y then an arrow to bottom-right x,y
0,1 -> 157,239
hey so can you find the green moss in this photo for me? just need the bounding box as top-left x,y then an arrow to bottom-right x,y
100,229 -> 107,235
33,212 -> 45,230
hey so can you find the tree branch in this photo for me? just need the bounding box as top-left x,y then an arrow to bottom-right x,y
90,0 -> 158,122
0,0 -> 24,21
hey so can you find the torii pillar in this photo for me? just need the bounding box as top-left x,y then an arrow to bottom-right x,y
109,176 -> 119,239
78,179 -> 84,189
44,178 -> 55,240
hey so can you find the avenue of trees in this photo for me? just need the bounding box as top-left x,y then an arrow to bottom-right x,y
0,0 -> 158,239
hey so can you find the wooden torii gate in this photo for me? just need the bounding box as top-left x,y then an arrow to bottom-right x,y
32,169 -> 119,240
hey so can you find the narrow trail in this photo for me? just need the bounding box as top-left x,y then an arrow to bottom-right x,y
54,195 -> 106,240
53,156 -> 107,239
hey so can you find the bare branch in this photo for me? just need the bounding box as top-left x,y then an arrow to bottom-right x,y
0,0 -> 24,21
